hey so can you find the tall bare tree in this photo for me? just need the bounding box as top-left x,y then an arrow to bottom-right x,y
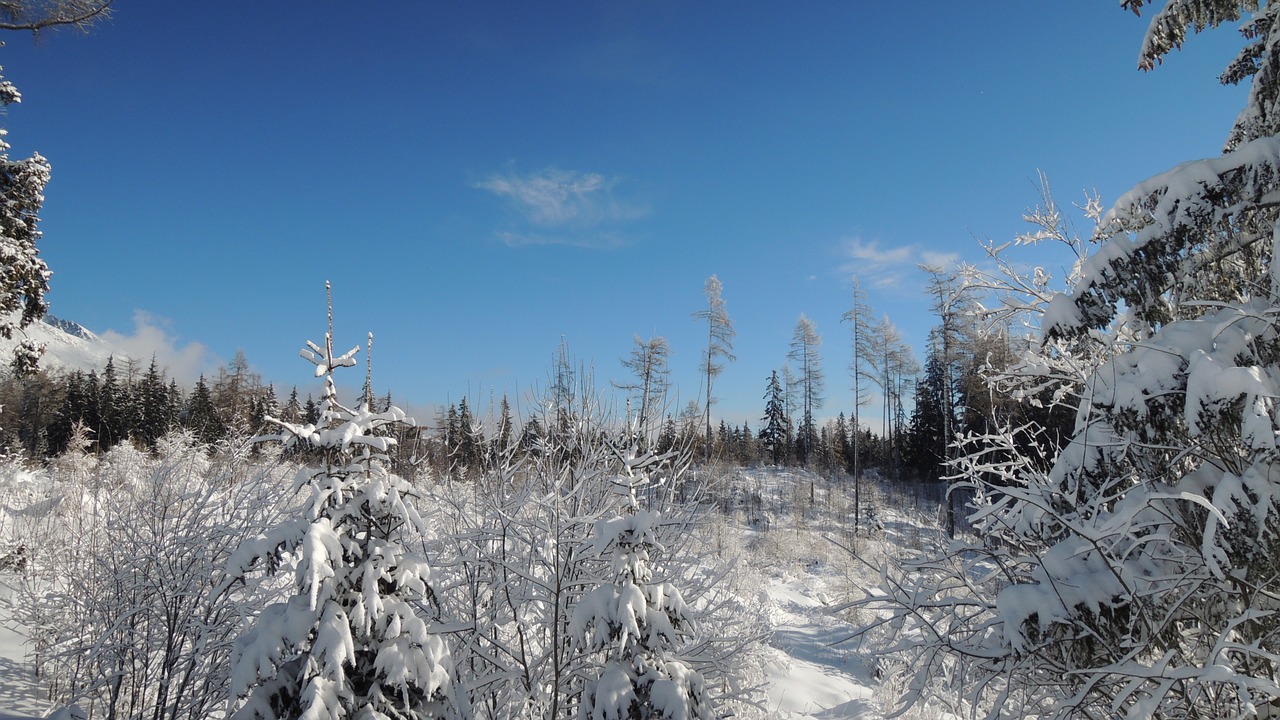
922,264 -> 977,537
692,275 -> 735,460
788,314 -> 824,468
841,277 -> 878,527
613,334 -> 670,442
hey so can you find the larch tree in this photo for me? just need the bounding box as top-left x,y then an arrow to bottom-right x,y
921,266 -> 977,536
692,275 -> 735,461
788,314 -> 824,469
614,335 -> 671,443
841,278 -> 879,528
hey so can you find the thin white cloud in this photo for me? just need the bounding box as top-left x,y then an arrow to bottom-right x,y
478,168 -> 611,225
498,231 -> 627,249
840,238 -> 913,269
837,237 -> 962,288
98,310 -> 221,387
476,167 -> 645,249
920,250 -> 961,270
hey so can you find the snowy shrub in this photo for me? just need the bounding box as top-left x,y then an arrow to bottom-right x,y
225,288 -> 466,720
432,372 -> 766,720
572,451 -> 713,720
856,4 -> 1280,717
13,430 -> 290,720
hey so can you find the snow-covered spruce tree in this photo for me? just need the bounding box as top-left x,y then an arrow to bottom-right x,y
0,61 -> 50,375
571,450 -> 712,720
225,286 -> 465,720
856,4 -> 1280,718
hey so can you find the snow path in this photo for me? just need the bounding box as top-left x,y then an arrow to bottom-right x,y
763,572 -> 880,719
0,575 -> 50,720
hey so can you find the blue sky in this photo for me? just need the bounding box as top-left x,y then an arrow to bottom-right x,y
0,1 -> 1251,426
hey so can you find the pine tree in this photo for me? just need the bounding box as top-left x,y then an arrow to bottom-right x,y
227,284 -> 464,720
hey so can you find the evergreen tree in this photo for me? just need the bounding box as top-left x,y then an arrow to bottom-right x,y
572,453 -> 713,720
655,416 -> 677,455
281,387 -> 302,424
904,344 -> 947,482
495,394 -> 513,455
166,379 -> 183,430
137,356 -> 170,451
96,356 -> 127,449
227,284 -> 464,720
864,6 -> 1280,716
303,394 -> 320,425
48,369 -> 84,455
0,63 -> 51,376
186,374 -> 225,446
738,421 -> 756,464
456,397 -> 482,470
759,371 -> 791,466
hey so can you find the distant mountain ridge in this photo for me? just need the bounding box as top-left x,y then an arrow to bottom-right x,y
0,312 -> 112,374
43,314 -> 97,342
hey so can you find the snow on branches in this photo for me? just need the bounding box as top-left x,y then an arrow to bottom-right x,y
225,284 -> 464,720
572,451 -> 713,720
857,5 -> 1280,716
0,62 -> 51,375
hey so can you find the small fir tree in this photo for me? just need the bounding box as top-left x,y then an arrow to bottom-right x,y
225,284 -> 465,720
571,451 -> 713,720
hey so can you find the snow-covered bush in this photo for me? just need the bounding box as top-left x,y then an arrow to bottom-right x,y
432,372 -> 766,720
571,452 -> 712,720
225,288 -> 465,720
857,4 -> 1280,718
12,430 -> 290,720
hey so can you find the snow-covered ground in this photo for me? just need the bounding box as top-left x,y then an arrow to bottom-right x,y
0,575 -> 50,720
764,572 -> 877,719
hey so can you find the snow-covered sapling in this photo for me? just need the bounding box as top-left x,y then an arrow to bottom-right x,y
225,283 -> 465,720
571,451 -> 712,720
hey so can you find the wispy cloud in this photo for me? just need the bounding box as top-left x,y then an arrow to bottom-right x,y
919,250 -> 961,269
837,237 -> 961,289
476,167 -> 645,249
497,231 -> 628,249
840,238 -> 913,269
